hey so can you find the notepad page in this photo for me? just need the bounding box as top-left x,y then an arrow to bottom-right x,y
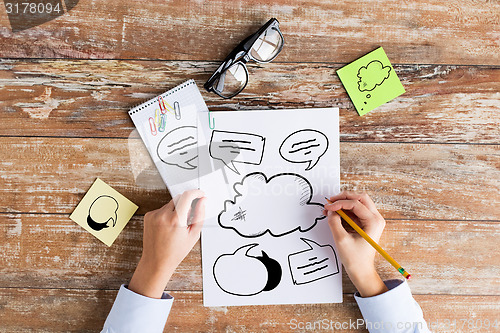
128,79 -> 208,197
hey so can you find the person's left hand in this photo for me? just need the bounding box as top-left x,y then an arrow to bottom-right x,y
128,189 -> 206,299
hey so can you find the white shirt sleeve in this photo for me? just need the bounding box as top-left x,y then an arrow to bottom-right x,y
101,285 -> 174,333
354,279 -> 431,333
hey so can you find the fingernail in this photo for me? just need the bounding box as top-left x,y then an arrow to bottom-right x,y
327,210 -> 333,216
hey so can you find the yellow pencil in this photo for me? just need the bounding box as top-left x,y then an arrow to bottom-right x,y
325,198 -> 412,280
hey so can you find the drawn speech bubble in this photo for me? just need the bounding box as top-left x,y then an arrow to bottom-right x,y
279,129 -> 329,171
213,243 -> 282,296
357,60 -> 391,92
288,238 -> 339,285
209,130 -> 265,175
219,172 -> 325,237
157,126 -> 198,170
87,195 -> 119,231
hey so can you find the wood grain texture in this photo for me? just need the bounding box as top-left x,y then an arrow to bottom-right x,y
0,288 -> 498,332
0,0 -> 499,65
1,60 -> 499,143
1,0 -> 499,329
1,137 -> 498,219
0,213 -> 499,296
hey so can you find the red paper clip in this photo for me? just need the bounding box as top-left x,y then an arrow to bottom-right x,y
149,117 -> 157,136
158,96 -> 167,114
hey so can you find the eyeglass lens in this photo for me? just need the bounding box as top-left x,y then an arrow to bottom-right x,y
250,27 -> 283,62
214,62 -> 248,98
213,23 -> 283,98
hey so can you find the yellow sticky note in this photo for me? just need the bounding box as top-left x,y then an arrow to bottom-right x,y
337,47 -> 405,116
70,178 -> 138,246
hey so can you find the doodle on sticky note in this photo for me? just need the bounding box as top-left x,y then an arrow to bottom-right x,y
69,178 -> 138,247
87,195 -> 119,231
357,60 -> 391,92
337,47 -> 405,116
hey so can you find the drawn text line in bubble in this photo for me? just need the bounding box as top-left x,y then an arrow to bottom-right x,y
209,130 -> 265,174
288,238 -> 339,285
279,129 -> 329,171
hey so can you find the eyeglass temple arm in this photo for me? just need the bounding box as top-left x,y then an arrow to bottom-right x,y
204,58 -> 235,92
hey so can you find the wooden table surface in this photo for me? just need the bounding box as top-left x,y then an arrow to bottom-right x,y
0,1 -> 499,332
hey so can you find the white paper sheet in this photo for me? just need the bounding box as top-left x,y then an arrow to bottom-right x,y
198,108 -> 342,306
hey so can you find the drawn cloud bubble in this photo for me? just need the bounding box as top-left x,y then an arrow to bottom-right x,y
279,130 -> 329,171
357,60 -> 391,92
157,126 -> 198,170
218,172 -> 325,237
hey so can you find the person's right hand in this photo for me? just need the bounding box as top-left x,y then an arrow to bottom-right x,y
323,191 -> 389,297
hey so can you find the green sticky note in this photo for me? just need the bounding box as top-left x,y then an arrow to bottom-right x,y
337,47 -> 405,116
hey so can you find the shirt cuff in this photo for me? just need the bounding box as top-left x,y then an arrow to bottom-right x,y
354,279 -> 429,333
102,285 -> 174,333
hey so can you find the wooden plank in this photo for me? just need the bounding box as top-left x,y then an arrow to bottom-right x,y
1,60 -> 499,143
0,0 -> 499,65
0,288 -> 498,332
0,137 -> 498,219
0,213 -> 498,295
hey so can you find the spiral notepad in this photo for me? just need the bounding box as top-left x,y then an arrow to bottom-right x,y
128,79 -> 208,197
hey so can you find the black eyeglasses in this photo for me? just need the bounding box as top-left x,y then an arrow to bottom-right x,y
204,18 -> 284,99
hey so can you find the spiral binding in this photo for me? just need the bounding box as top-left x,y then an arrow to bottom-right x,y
128,79 -> 196,116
